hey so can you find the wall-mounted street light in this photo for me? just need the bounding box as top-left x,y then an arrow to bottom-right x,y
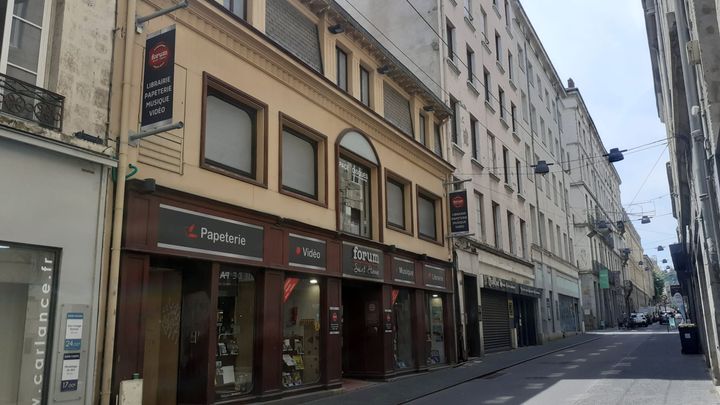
377,65 -> 391,75
657,245 -> 665,251
641,215 -> 651,224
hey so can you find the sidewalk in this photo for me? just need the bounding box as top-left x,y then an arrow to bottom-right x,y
306,333 -> 599,405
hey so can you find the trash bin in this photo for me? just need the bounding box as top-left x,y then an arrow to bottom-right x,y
678,324 -> 700,354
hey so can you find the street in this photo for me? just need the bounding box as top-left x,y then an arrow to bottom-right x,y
411,324 -> 719,405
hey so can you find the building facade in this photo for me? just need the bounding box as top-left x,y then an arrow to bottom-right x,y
643,0 -> 720,383
0,1 -> 116,404
105,0 -> 457,403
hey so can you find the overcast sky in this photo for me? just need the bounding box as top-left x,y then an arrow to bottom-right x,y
521,0 -> 676,268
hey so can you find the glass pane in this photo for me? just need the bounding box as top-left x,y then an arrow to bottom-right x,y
426,294 -> 445,365
393,289 -> 414,369
282,277 -> 321,388
222,0 -> 245,18
8,18 -> 41,73
419,115 -> 426,145
339,131 -> 378,164
215,269 -> 255,397
336,49 -> 347,91
13,0 -> 45,26
282,130 -> 316,197
386,180 -> 404,228
205,95 -> 255,176
419,196 -> 436,239
0,242 -> 57,404
338,157 -> 371,238
5,64 -> 36,84
360,68 -> 369,106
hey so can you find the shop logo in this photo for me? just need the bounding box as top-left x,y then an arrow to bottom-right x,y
295,245 -> 322,259
149,42 -> 171,69
331,311 -> 338,322
352,246 -> 380,264
451,195 -> 466,208
186,224 -> 199,239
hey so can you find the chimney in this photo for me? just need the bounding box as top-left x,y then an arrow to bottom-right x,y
567,78 -> 575,88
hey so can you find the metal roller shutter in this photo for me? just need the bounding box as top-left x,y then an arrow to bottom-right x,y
481,289 -> 511,352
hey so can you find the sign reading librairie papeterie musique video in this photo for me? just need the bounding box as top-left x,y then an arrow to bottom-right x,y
141,25 -> 175,131
449,190 -> 469,234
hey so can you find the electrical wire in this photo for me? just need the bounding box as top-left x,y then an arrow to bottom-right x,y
627,144 -> 669,206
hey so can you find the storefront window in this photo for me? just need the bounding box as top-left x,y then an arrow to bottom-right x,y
282,277 -> 321,388
425,293 -> 446,365
215,269 -> 255,398
0,242 -> 58,405
338,156 -> 371,238
392,289 -> 414,369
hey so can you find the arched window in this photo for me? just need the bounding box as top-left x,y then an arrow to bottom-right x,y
337,131 -> 379,238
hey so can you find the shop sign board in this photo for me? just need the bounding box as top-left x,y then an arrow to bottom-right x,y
158,204 -> 264,261
342,242 -> 384,280
518,284 -> 543,298
424,265 -> 446,288
484,275 -> 518,294
393,257 -> 416,284
329,307 -> 341,335
599,268 -> 610,289
670,284 -> 681,296
141,25 -> 176,131
288,233 -> 326,270
449,190 -> 469,234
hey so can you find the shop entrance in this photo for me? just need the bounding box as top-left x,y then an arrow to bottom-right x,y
141,260 -> 213,405
463,274 -> 481,357
341,281 -> 383,377
514,296 -> 537,347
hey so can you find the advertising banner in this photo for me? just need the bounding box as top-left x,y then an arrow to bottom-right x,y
141,25 -> 175,131
449,190 -> 469,234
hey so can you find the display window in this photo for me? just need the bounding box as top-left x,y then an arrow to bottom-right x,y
282,277 -> 321,388
215,268 -> 256,398
425,293 -> 446,365
0,242 -> 58,405
392,288 -> 415,369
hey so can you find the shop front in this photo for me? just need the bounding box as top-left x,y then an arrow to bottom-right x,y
481,276 -> 542,353
113,184 -> 453,403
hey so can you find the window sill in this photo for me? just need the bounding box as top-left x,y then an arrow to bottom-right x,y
482,39 -> 492,55
485,100 -> 496,114
467,80 -> 480,97
280,188 -> 326,208
471,157 -> 484,170
511,131 -> 521,143
509,78 -> 517,90
387,223 -> 414,237
452,142 -> 465,155
504,182 -> 514,193
464,15 -> 476,31
496,60 -> 505,74
493,4 -> 502,19
489,171 -> 501,182
419,233 -> 444,246
499,116 -> 509,129
201,161 -> 268,189
446,57 -> 461,76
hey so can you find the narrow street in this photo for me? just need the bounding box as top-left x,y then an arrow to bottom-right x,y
412,324 -> 719,404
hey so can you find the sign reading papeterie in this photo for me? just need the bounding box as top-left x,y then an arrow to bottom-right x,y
141,25 -> 175,131
342,242 -> 384,280
449,190 -> 469,234
288,234 -> 326,270
157,204 -> 264,261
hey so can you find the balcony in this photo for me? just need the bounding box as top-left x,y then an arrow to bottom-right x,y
0,73 -> 64,132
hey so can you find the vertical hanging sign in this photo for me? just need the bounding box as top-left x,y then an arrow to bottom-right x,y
449,190 -> 469,234
141,25 -> 176,131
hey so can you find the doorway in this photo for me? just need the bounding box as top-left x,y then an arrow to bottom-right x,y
514,296 -> 537,347
341,282 -> 382,377
463,274 -> 481,357
141,260 -> 213,405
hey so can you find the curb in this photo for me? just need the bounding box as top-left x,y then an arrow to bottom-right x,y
397,336 -> 601,404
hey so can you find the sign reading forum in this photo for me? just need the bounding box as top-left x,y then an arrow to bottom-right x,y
141,25 -> 176,131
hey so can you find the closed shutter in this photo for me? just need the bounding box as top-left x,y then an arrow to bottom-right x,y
559,295 -> 579,332
481,289 -> 511,352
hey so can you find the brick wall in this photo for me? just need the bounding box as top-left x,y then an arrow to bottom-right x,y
266,0 -> 322,73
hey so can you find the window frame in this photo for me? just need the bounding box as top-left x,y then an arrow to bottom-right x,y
278,112 -> 327,206
416,187 -> 443,244
201,73 -> 268,187
419,113 -> 427,146
336,46 -> 349,92
433,122 -> 443,157
0,0 -> 53,86
359,64 -> 372,107
385,170 -> 413,235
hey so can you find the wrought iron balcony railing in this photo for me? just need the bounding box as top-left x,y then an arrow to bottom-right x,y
0,73 -> 64,132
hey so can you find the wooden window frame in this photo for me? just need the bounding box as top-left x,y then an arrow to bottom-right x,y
416,187 -> 443,244
385,170 -> 413,235
278,112 -> 328,207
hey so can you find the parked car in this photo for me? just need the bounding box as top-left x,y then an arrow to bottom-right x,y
630,312 -> 648,327
660,313 -> 670,324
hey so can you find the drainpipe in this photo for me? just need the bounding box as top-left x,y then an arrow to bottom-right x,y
100,0 -> 136,403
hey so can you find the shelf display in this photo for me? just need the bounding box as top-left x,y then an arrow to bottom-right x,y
282,277 -> 321,388
215,269 -> 255,398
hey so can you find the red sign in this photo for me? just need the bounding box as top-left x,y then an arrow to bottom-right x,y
149,43 -> 170,69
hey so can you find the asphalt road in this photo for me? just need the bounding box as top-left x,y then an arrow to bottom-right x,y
411,324 -> 720,405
